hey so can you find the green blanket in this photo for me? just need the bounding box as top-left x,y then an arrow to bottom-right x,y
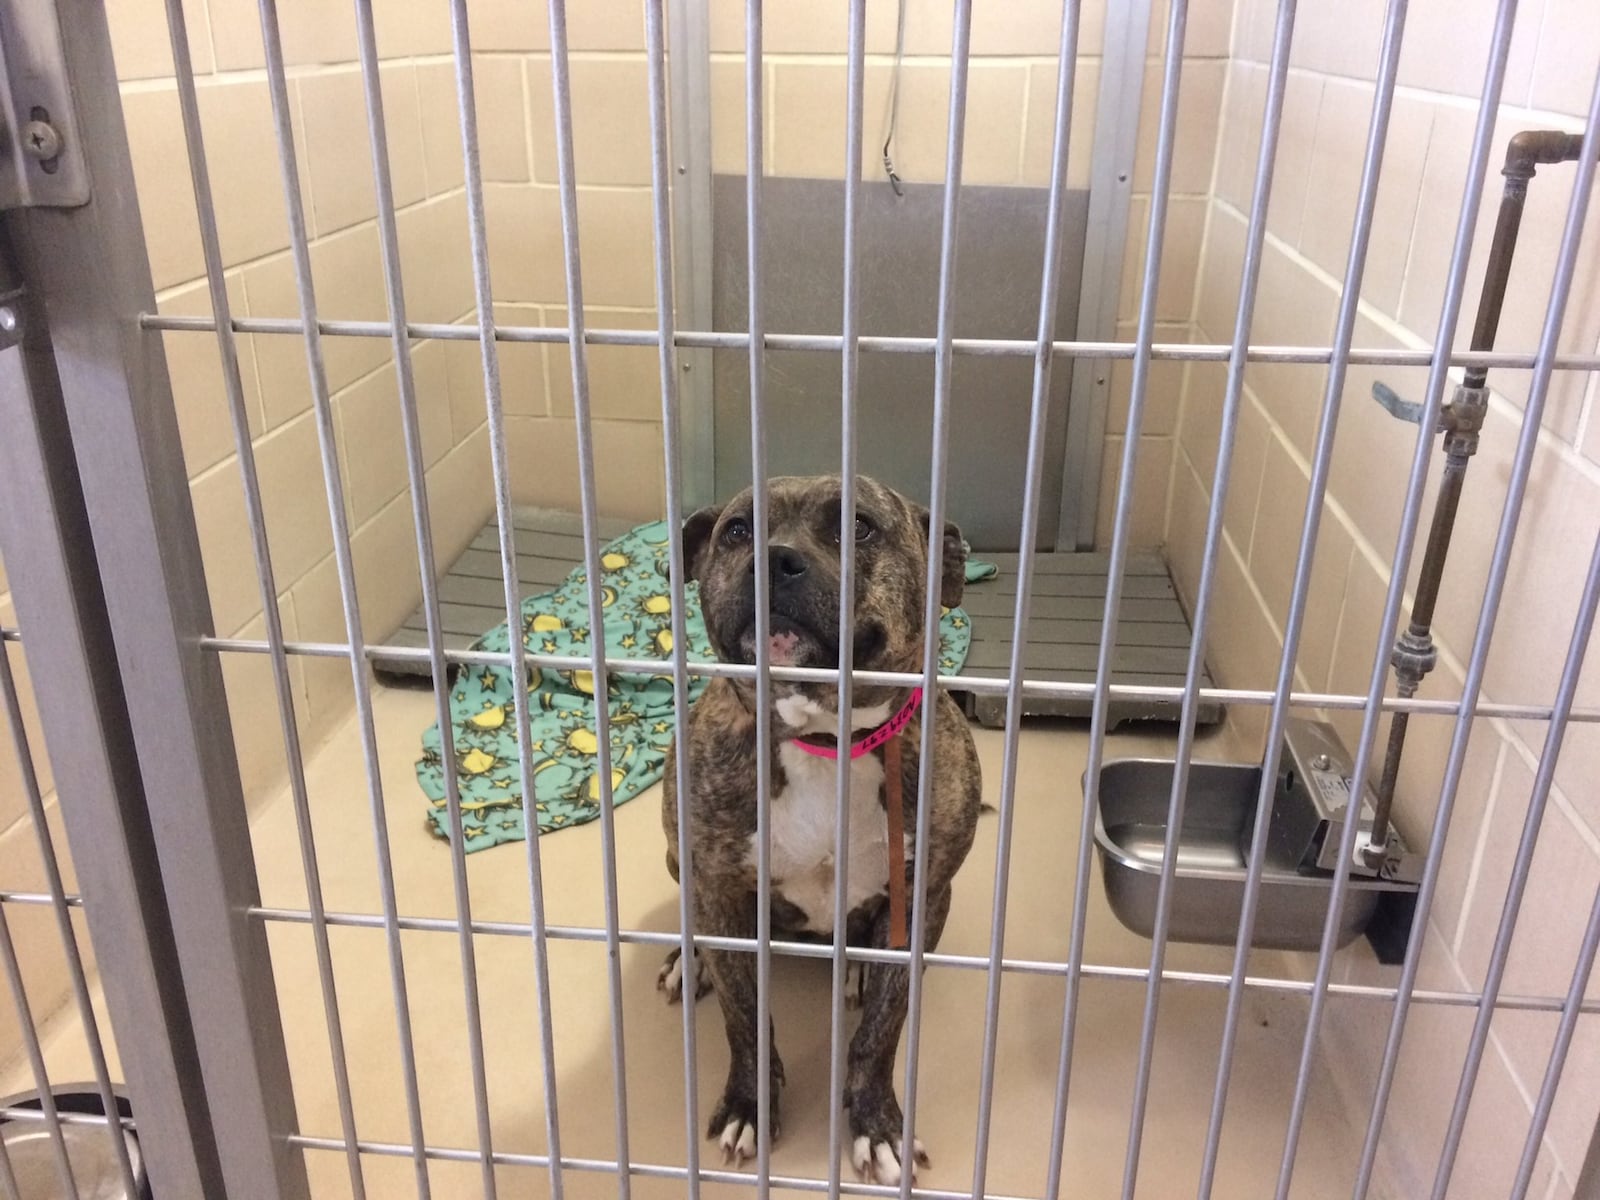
416,520 -> 974,852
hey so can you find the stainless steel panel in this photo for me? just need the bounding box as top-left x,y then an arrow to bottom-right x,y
712,175 -> 1089,548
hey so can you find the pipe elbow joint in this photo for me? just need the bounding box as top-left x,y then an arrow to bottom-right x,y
1503,130 -> 1587,180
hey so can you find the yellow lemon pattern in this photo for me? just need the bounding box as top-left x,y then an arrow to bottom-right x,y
416,518 -> 973,851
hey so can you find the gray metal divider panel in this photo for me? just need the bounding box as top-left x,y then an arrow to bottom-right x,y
0,293 -> 222,1200
711,176 -> 1090,551
0,2 -> 308,1195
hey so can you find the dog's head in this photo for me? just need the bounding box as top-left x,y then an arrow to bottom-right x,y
684,475 -> 965,726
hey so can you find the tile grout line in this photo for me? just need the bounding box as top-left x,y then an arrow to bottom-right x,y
1449,737 -> 1509,958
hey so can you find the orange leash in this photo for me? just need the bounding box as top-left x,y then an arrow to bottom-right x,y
884,736 -> 908,951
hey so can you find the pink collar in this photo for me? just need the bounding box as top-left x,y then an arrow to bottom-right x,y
788,688 -> 923,760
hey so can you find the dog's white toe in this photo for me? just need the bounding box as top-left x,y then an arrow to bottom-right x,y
658,953 -> 684,1002
659,948 -> 708,1005
844,961 -> 864,1010
850,1135 -> 873,1177
719,1117 -> 758,1165
850,1135 -> 927,1185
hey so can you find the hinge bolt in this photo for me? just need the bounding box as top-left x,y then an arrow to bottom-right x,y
23,120 -> 62,163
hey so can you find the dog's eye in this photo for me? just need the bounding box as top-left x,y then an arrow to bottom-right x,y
721,517 -> 751,546
854,516 -> 874,542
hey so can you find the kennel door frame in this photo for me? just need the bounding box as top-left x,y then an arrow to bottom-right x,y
665,0 -> 1153,549
0,2 -> 309,1197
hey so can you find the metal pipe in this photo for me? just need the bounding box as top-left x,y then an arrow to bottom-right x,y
1362,127 -> 1594,864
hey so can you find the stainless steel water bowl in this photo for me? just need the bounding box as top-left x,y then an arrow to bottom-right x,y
1092,757 -> 1413,952
0,1085 -> 146,1200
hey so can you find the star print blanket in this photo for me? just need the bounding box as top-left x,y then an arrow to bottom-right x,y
416,519 -> 975,851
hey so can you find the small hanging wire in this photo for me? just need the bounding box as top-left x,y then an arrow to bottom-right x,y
880,0 -> 908,195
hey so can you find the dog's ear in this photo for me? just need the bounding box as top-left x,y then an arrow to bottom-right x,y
682,504 -> 723,582
911,504 -> 968,610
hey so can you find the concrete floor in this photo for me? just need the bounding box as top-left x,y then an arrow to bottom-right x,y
10,683 -> 1395,1199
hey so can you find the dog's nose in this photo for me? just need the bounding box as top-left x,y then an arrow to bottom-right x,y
768,544 -> 808,582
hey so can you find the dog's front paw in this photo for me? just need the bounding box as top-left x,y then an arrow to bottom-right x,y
657,946 -> 711,1004
845,1088 -> 929,1186
707,1089 -> 781,1166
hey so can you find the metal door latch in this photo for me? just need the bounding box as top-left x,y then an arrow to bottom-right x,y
0,1 -> 90,209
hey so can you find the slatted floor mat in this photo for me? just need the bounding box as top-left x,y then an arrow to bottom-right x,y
376,511 -> 1221,730
959,550 -> 1222,729
373,507 -> 635,678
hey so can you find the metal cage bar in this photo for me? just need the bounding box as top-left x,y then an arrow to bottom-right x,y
0,896 -> 80,1200
1126,2 -> 1299,1193
642,0 -> 703,1192
240,902 -> 1600,1008
0,226 -> 226,1200
0,1127 -> 16,1200
741,0 -> 776,1187
160,0 -> 368,1190
437,2 -> 575,1195
1270,2 -> 1412,1193
187,632 -> 1600,722
1512,871 -> 1600,1200
1045,3 -> 1187,1193
826,2 -> 869,1196
254,0 -> 443,1189
362,2 -> 514,1189
898,7 -> 974,1195
1216,0 -> 1524,1187
1352,64 -> 1600,1200
138,311 -> 1600,374
0,584 -> 136,1199
0,1 -> 311,1194
539,0 -> 635,1188
236,903 -> 1600,1016
1431,486 -> 1600,1198
969,2 -> 1082,1195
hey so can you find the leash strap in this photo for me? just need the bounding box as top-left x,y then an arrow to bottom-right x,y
884,735 -> 908,951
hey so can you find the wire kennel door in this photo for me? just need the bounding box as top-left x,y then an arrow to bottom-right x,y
0,1 -> 1597,1199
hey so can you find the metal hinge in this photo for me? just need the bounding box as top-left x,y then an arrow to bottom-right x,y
0,0 -> 90,209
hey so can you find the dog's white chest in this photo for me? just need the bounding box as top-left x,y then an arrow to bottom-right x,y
756,744 -> 893,933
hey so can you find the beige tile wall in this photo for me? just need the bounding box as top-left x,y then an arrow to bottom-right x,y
0,0 -> 507,1074
1167,0 -> 1600,1191
110,0 -> 526,821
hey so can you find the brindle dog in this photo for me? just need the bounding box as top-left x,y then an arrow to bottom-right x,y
658,475 -> 982,1185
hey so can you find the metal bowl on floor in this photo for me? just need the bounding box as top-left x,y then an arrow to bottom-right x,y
0,1085 -> 147,1199
1090,720 -> 1420,953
